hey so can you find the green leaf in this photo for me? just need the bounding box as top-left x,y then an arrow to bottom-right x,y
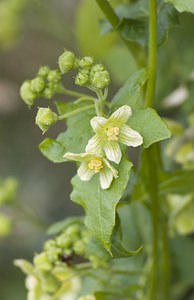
165,0 -> 194,14
159,170 -> 194,195
111,214 -> 143,258
100,2 -> 178,47
128,108 -> 171,148
111,68 -> 148,110
170,236 -> 194,285
71,156 -> 133,251
118,18 -> 148,47
39,107 -> 95,163
39,138 -> 67,163
47,217 -> 83,235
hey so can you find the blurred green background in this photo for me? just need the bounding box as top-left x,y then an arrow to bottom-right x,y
1,0 -> 194,299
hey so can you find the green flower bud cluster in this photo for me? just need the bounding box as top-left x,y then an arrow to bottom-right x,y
35,107 -> 58,134
20,66 -> 62,107
75,56 -> 110,90
58,50 -> 79,74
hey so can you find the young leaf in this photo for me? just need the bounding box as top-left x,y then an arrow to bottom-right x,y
165,0 -> 194,14
71,156 -> 133,251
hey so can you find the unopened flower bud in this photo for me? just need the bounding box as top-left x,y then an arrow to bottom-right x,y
73,240 -> 86,256
75,69 -> 89,86
65,224 -> 80,236
38,66 -> 50,77
90,64 -> 110,89
56,235 -> 72,249
79,56 -> 94,68
31,77 -> 45,93
20,81 -> 36,107
33,252 -> 52,271
42,87 -> 54,99
35,107 -> 58,133
58,50 -> 76,74
47,70 -> 62,83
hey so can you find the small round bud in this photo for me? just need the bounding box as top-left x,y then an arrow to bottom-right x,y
58,50 -> 76,74
79,56 -> 94,68
65,224 -> 80,236
0,177 -> 19,204
42,87 -> 54,99
90,64 -> 110,89
56,235 -> 72,249
20,81 -> 36,107
47,70 -> 62,83
38,66 -> 50,77
35,107 -> 58,133
31,77 -> 45,93
75,69 -> 89,86
33,252 -> 52,272
73,240 -> 86,256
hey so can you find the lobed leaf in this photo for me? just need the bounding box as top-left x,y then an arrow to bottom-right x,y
165,0 -> 194,14
71,156 -> 132,251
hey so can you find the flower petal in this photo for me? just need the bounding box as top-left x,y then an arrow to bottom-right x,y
99,167 -> 114,189
103,159 -> 119,178
85,134 -> 104,154
90,116 -> 107,133
109,105 -> 132,124
64,152 -> 92,162
103,142 -> 122,164
77,162 -> 95,181
119,124 -> 143,147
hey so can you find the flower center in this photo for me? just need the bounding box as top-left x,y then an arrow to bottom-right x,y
106,127 -> 120,141
88,158 -> 104,173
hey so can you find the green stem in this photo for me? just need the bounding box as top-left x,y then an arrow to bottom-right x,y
57,104 -> 95,120
57,86 -> 92,99
145,0 -> 157,107
144,1 -> 160,299
161,216 -> 170,299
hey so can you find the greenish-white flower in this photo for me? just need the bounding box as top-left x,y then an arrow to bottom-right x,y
63,152 -> 118,189
86,105 -> 143,164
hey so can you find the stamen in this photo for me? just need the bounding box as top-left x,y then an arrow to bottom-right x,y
88,157 -> 103,173
106,127 -> 120,141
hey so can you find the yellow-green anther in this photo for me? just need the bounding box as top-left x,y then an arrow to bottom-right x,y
58,50 -> 76,74
20,81 -> 36,107
47,70 -> 62,83
75,69 -> 89,86
79,56 -> 94,68
38,65 -> 50,77
35,107 -> 58,133
31,77 -> 45,93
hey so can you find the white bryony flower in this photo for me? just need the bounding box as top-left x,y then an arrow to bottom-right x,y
63,152 -> 118,189
86,105 -> 143,164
